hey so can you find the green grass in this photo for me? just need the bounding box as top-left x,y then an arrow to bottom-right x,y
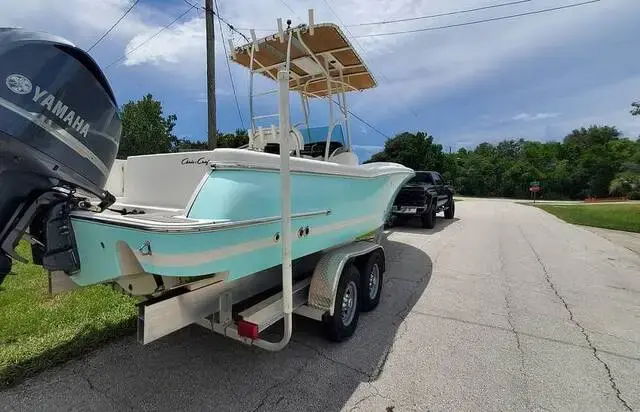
0,242 -> 138,388
535,204 -> 640,233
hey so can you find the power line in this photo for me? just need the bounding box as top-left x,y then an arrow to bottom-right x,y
348,108 -> 391,139
322,0 -> 420,122
183,0 -> 201,9
104,4 -> 196,70
213,0 -> 245,130
184,0 -> 252,43
346,0 -> 532,27
236,0 -> 534,32
354,0 -> 601,38
277,0 -> 303,23
87,0 -> 140,52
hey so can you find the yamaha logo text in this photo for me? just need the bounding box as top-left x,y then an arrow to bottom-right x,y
5,73 -> 91,138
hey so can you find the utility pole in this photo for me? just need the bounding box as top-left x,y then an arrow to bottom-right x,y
205,0 -> 217,149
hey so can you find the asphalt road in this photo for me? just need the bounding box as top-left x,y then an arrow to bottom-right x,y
1,200 -> 639,411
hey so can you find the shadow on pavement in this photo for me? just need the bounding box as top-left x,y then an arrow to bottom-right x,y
1,235 -> 433,412
387,216 -> 460,236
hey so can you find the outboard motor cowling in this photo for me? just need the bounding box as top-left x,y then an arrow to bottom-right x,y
0,28 -> 121,284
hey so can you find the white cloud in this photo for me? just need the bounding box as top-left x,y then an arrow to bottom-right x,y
512,112 -> 561,122
2,0 -> 638,145
0,0 -> 174,52
123,15 -> 206,66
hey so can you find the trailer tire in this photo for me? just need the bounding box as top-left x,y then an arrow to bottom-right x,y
324,263 -> 361,342
360,251 -> 384,312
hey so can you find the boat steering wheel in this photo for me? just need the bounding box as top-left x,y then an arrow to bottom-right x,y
300,143 -> 324,158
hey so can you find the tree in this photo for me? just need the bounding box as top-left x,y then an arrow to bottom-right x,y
563,126 -> 622,197
174,138 -> 208,152
218,129 -> 249,148
631,101 -> 640,116
366,125 -> 639,200
365,131 -> 444,171
117,94 -> 178,158
609,171 -> 640,196
174,129 -> 249,151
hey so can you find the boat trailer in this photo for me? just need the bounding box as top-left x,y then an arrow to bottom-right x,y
135,239 -> 385,349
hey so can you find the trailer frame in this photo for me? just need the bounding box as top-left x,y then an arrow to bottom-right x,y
136,239 -> 385,349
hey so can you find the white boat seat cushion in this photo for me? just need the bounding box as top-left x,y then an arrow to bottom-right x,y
328,151 -> 359,166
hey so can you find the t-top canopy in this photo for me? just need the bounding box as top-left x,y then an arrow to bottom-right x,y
229,23 -> 376,98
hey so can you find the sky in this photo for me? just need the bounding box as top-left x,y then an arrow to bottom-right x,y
2,0 -> 639,162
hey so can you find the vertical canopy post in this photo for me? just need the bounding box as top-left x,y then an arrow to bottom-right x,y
250,29 -> 259,52
277,18 -> 285,43
228,39 -> 236,59
255,29 -> 294,352
308,9 -> 315,35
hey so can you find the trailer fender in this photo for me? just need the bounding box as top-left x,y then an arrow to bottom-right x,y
308,241 -> 384,315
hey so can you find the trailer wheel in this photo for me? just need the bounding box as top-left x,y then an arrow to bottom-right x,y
324,263 -> 361,342
360,251 -> 384,312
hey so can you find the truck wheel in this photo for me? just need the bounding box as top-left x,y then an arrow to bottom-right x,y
360,251 -> 384,312
324,263 -> 361,342
421,206 -> 436,229
444,197 -> 455,219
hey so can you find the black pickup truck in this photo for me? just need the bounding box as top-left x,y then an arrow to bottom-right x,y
389,171 -> 455,229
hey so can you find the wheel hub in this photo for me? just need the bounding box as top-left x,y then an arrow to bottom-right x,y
368,264 -> 380,300
341,281 -> 357,325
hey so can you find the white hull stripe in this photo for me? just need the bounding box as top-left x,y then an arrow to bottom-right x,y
0,96 -> 109,176
136,213 -> 380,267
302,213 -> 377,236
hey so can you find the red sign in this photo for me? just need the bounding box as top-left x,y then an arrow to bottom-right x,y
530,186 -> 541,193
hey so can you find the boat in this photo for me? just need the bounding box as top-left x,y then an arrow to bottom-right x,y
0,17 -> 414,298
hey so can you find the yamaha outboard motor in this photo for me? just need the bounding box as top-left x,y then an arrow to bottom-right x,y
0,28 -> 121,285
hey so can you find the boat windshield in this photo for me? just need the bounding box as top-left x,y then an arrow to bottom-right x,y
298,125 -> 346,147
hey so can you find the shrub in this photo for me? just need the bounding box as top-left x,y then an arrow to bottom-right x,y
628,191 -> 640,200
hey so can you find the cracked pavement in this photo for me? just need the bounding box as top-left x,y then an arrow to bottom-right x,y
1,200 -> 639,411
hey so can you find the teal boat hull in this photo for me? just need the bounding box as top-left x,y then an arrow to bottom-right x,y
68,152 -> 414,287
